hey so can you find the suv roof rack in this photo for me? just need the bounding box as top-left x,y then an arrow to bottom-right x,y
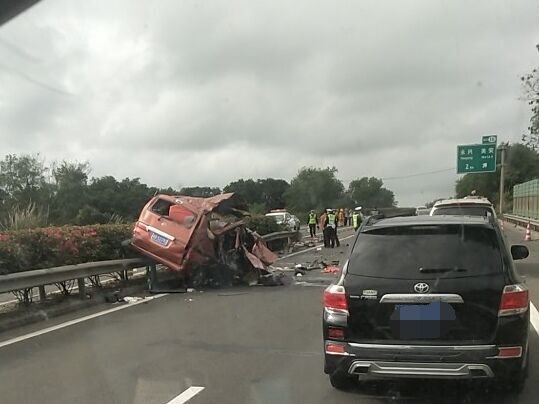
485,211 -> 498,226
361,210 -> 417,228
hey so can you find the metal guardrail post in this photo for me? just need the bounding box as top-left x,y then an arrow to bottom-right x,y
77,278 -> 86,298
38,285 -> 46,301
147,264 -> 157,291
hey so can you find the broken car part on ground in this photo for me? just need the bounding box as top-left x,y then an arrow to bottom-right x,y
130,193 -> 285,287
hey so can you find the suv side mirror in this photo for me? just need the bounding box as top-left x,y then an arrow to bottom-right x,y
511,245 -> 529,260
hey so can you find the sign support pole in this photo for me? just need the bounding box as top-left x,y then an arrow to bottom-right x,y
498,144 -> 506,216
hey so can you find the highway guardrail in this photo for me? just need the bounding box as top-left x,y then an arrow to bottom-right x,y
0,258 -> 152,301
260,231 -> 298,242
503,214 -> 539,232
0,229 -> 326,303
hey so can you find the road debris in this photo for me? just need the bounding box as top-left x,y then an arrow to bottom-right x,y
259,270 -> 290,286
104,290 -> 122,303
130,193 -> 284,288
123,296 -> 144,304
322,266 -> 340,274
294,268 -> 306,276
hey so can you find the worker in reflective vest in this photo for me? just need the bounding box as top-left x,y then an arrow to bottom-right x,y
307,210 -> 318,238
352,207 -> 362,231
325,209 -> 338,248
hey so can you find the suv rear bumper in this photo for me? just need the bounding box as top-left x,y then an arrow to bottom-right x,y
324,342 -> 527,380
348,360 -> 494,378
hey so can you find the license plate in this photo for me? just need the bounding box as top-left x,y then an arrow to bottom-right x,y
150,232 -> 168,246
390,301 -> 456,339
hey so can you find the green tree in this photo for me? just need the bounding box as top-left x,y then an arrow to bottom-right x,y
223,179 -> 260,205
50,161 -> 90,224
179,186 -> 221,197
256,178 -> 289,210
159,186 -> 180,195
75,205 -> 109,225
348,177 -> 396,208
521,66 -> 539,149
0,154 -> 51,214
224,178 -> 289,212
284,167 -> 345,212
87,176 -> 157,221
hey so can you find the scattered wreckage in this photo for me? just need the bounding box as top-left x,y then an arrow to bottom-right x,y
130,193 -> 286,288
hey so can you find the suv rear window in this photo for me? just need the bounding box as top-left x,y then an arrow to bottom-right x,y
431,206 -> 493,217
349,225 -> 503,279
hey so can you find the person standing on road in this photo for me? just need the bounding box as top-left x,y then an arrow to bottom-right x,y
319,209 -> 328,247
325,209 -> 338,248
352,207 -> 362,231
334,209 -> 341,247
307,210 -> 318,238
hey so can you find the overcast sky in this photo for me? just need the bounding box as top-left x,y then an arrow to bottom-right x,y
0,0 -> 537,206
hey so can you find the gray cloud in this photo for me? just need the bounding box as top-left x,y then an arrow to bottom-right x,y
0,0 -> 537,206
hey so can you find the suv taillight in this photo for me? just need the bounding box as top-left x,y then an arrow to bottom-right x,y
498,284 -> 529,317
323,285 -> 348,311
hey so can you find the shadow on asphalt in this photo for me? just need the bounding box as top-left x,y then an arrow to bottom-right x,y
336,330 -> 539,403
339,379 -> 518,403
516,262 -> 539,280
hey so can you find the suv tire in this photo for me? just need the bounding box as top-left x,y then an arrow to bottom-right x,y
498,370 -> 526,394
497,351 -> 528,394
329,372 -> 356,391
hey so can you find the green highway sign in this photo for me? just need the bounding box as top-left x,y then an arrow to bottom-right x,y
482,135 -> 497,144
457,144 -> 497,174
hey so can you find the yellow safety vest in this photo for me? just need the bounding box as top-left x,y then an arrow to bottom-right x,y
308,213 -> 317,224
327,213 -> 336,228
352,213 -> 359,228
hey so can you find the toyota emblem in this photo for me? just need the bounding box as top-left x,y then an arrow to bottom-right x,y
414,282 -> 430,294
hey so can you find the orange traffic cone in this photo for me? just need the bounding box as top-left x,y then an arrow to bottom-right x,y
525,223 -> 532,241
500,221 -> 504,231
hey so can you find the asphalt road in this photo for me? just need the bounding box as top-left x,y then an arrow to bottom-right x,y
0,224 -> 538,403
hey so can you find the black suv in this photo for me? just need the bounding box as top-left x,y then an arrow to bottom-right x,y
323,215 -> 530,392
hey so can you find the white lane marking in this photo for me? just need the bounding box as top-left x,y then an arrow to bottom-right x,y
278,234 -> 355,260
530,302 -> 539,334
166,386 -> 205,404
0,294 -> 167,349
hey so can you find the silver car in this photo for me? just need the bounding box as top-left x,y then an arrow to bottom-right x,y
265,211 -> 300,231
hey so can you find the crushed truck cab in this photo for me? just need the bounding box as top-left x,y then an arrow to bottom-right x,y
130,193 -> 279,285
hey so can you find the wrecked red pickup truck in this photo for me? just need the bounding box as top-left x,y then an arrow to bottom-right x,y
130,193 -> 283,287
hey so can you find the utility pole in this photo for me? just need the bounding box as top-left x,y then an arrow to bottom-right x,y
499,144 -> 506,216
